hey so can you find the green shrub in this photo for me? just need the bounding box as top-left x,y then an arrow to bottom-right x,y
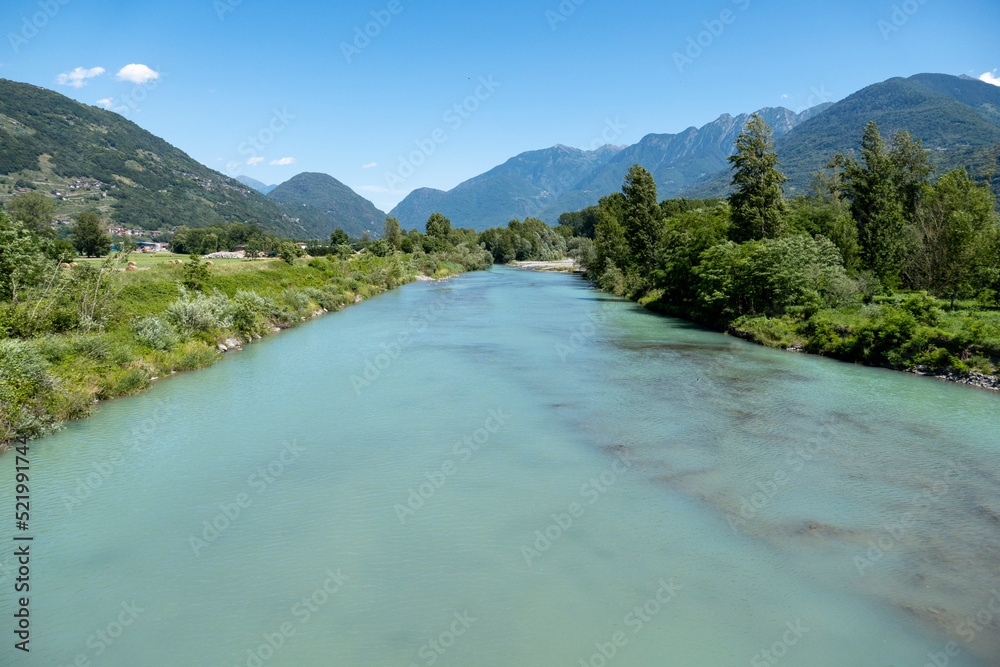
133,316 -> 179,351
281,289 -> 309,311
165,287 -> 232,334
231,290 -> 272,337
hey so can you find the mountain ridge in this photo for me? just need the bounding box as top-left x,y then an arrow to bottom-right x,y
389,105 -> 826,230
267,172 -> 386,239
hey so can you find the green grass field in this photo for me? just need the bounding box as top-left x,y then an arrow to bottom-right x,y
75,253 -> 250,268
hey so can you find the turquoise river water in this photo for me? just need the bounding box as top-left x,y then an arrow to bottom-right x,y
3,266 -> 1000,666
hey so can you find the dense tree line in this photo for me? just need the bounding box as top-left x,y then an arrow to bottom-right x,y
586,114 -> 1000,372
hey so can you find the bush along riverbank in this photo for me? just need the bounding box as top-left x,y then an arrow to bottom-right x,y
573,116 -> 1000,390
0,214 -> 492,446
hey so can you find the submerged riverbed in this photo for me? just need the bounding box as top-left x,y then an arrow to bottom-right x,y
4,266 -> 999,666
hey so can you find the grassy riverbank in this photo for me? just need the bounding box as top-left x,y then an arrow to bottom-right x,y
1,248 -> 491,445
639,289 -> 1000,389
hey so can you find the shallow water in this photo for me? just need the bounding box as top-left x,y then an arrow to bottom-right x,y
3,266 -> 999,666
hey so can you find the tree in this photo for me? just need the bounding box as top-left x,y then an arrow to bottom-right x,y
888,130 -> 933,221
243,236 -> 262,260
425,213 -> 452,239
837,122 -> 931,284
593,192 -> 629,279
278,242 -> 299,264
182,255 -> 210,291
621,164 -> 662,272
8,191 -> 56,238
72,212 -> 111,258
0,213 -> 46,302
909,169 -> 998,307
727,114 -> 787,243
368,238 -> 392,257
330,229 -> 349,246
384,217 -> 403,249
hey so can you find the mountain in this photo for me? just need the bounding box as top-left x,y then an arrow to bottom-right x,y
236,175 -> 277,195
686,73 -> 1000,199
0,79 -> 346,237
389,107 -> 824,230
267,172 -> 385,239
546,105 -> 829,215
389,144 -> 624,231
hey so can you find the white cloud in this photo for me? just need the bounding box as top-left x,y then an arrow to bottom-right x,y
116,64 -> 159,85
980,70 -> 1000,87
780,94 -> 789,99
246,157 -> 265,166
57,67 -> 105,88
362,162 -> 378,169
270,157 -> 295,166
96,98 -> 113,109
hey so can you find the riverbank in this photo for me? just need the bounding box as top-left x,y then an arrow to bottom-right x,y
658,294 -> 1000,392
512,259 -> 1000,392
507,259 -> 581,273
0,248 -> 491,447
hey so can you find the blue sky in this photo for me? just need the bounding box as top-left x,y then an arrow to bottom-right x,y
2,0 -> 998,212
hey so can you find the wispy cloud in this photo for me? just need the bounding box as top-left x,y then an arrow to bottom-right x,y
96,98 -> 113,109
270,157 -> 296,166
980,70 -> 1000,87
57,66 -> 105,88
116,64 -> 159,85
362,162 -> 378,169
246,157 -> 265,166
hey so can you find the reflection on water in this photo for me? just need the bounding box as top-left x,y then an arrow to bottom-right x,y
3,266 -> 999,666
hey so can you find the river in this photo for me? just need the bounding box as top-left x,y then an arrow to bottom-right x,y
4,266 -> 1000,666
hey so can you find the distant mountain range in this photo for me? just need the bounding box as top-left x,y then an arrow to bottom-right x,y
236,175 -> 277,195
389,73 -> 1000,231
687,73 -> 1000,199
3,74 -> 996,240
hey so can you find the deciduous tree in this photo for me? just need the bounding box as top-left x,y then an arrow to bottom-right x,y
72,211 -> 111,258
